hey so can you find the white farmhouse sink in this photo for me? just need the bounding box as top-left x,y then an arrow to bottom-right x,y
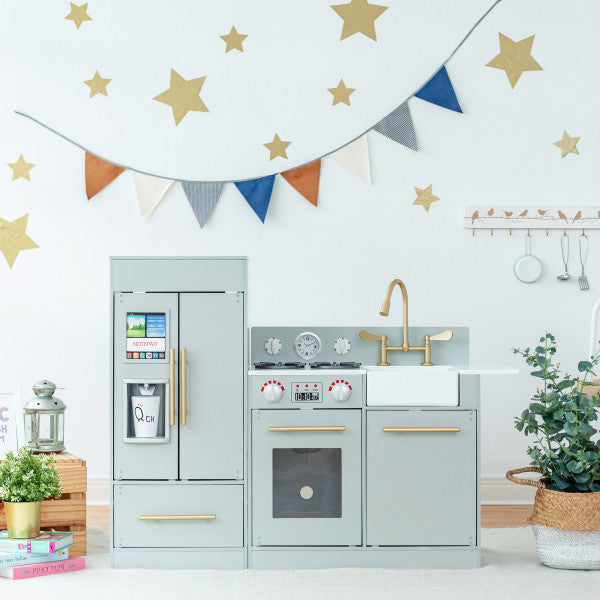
366,366 -> 459,406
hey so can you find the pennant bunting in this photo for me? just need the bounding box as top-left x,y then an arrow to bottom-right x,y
329,135 -> 371,184
373,102 -> 418,151
281,160 -> 321,207
181,181 -> 224,227
133,173 -> 175,219
234,175 -> 275,223
85,152 -> 125,200
414,66 -> 462,113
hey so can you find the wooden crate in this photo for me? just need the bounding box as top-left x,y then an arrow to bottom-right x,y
0,453 -> 87,555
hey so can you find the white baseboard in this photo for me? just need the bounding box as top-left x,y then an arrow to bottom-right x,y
87,476 -> 110,506
481,477 -> 535,505
85,476 -> 535,506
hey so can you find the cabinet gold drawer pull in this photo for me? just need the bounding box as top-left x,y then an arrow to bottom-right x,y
383,427 -> 461,433
181,348 -> 187,426
268,426 -> 346,432
139,515 -> 216,521
169,349 -> 175,427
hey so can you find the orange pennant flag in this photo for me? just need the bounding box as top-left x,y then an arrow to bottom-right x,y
85,152 -> 125,200
281,160 -> 321,207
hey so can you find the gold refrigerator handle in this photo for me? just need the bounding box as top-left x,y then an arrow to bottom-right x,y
169,349 -> 175,427
181,348 -> 187,426
139,515 -> 216,521
383,427 -> 461,433
268,426 -> 347,432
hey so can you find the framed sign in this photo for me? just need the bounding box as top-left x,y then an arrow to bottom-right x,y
0,386 -> 20,457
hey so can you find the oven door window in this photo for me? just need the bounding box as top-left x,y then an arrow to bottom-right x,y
272,448 -> 342,518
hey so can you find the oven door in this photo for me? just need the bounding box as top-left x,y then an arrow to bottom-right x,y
252,409 -> 361,547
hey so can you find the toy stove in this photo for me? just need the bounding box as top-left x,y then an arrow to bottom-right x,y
249,329 -> 366,409
249,328 -> 365,547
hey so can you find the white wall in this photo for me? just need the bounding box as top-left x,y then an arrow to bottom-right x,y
1,0 -> 599,503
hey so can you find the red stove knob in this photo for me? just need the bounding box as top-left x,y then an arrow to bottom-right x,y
263,382 -> 284,403
330,382 -> 351,403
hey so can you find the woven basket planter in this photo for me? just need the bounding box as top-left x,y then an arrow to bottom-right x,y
507,466 -> 600,569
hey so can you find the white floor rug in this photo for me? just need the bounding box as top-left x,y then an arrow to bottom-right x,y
2,527 -> 600,600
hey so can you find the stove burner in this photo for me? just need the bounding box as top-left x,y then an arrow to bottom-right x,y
310,362 -> 361,370
253,362 -> 305,370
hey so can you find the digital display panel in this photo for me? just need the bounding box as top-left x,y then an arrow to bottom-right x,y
126,313 -> 166,359
292,383 -> 323,403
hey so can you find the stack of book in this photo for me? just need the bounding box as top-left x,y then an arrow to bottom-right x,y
0,531 -> 85,580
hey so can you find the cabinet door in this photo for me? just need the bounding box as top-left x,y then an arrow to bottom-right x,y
366,410 -> 476,546
113,293 -> 179,480
179,293 -> 244,480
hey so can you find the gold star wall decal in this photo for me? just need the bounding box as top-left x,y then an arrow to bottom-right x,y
84,71 -> 111,97
220,26 -> 247,53
331,0 -> 388,41
486,33 -> 542,88
553,130 -> 580,158
0,214 -> 39,268
328,80 -> 355,106
8,155 -> 35,181
412,185 -> 440,212
65,2 -> 92,29
154,69 -> 209,126
264,134 -> 291,160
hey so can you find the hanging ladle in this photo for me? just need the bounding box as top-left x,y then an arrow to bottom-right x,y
557,231 -> 570,281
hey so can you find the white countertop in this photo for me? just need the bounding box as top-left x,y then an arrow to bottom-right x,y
455,366 -> 519,375
248,367 -> 517,376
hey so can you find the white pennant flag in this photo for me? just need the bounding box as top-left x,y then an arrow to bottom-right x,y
328,134 -> 371,184
133,173 -> 175,219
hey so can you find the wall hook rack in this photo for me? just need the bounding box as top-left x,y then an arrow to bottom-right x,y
464,206 -> 600,232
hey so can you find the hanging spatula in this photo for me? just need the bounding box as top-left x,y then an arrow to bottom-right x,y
579,233 -> 589,290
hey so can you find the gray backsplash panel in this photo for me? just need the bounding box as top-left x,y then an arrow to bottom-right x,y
250,326 -> 469,367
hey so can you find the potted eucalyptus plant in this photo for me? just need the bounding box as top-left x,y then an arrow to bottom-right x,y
507,333 -> 600,569
0,447 -> 62,538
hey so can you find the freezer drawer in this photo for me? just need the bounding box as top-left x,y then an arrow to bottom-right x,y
366,410 -> 476,546
114,484 -> 243,548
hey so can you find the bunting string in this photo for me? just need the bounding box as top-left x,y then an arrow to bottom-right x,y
15,60 -> 463,225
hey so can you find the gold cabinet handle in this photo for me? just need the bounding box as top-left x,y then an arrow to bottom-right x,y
268,426 -> 346,432
383,427 -> 461,433
169,349 -> 175,427
139,515 -> 216,521
181,348 -> 187,426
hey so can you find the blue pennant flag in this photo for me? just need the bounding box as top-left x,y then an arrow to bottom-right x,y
414,66 -> 462,113
234,175 -> 275,223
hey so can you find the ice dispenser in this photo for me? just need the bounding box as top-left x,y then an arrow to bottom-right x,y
122,379 -> 169,443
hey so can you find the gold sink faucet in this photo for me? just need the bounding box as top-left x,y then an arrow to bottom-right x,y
359,278 -> 453,366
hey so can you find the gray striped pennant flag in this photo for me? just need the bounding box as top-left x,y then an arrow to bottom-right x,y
373,101 -> 418,151
181,181 -> 224,228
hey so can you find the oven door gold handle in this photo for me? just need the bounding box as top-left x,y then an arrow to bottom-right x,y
268,426 -> 346,432
181,348 -> 187,426
139,514 -> 216,521
383,427 -> 461,433
169,349 -> 175,427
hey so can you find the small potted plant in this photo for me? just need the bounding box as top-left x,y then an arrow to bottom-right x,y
507,333 -> 600,569
0,447 -> 62,538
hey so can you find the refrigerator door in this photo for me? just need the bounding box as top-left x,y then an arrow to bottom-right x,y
179,292 -> 244,480
113,293 -> 179,480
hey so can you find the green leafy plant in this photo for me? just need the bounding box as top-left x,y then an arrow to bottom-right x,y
514,333 -> 600,492
0,447 -> 62,503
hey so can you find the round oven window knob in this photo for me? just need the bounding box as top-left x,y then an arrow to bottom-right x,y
263,383 -> 283,403
330,383 -> 351,403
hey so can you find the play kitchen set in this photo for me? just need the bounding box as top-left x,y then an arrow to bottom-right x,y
110,258 -> 511,569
